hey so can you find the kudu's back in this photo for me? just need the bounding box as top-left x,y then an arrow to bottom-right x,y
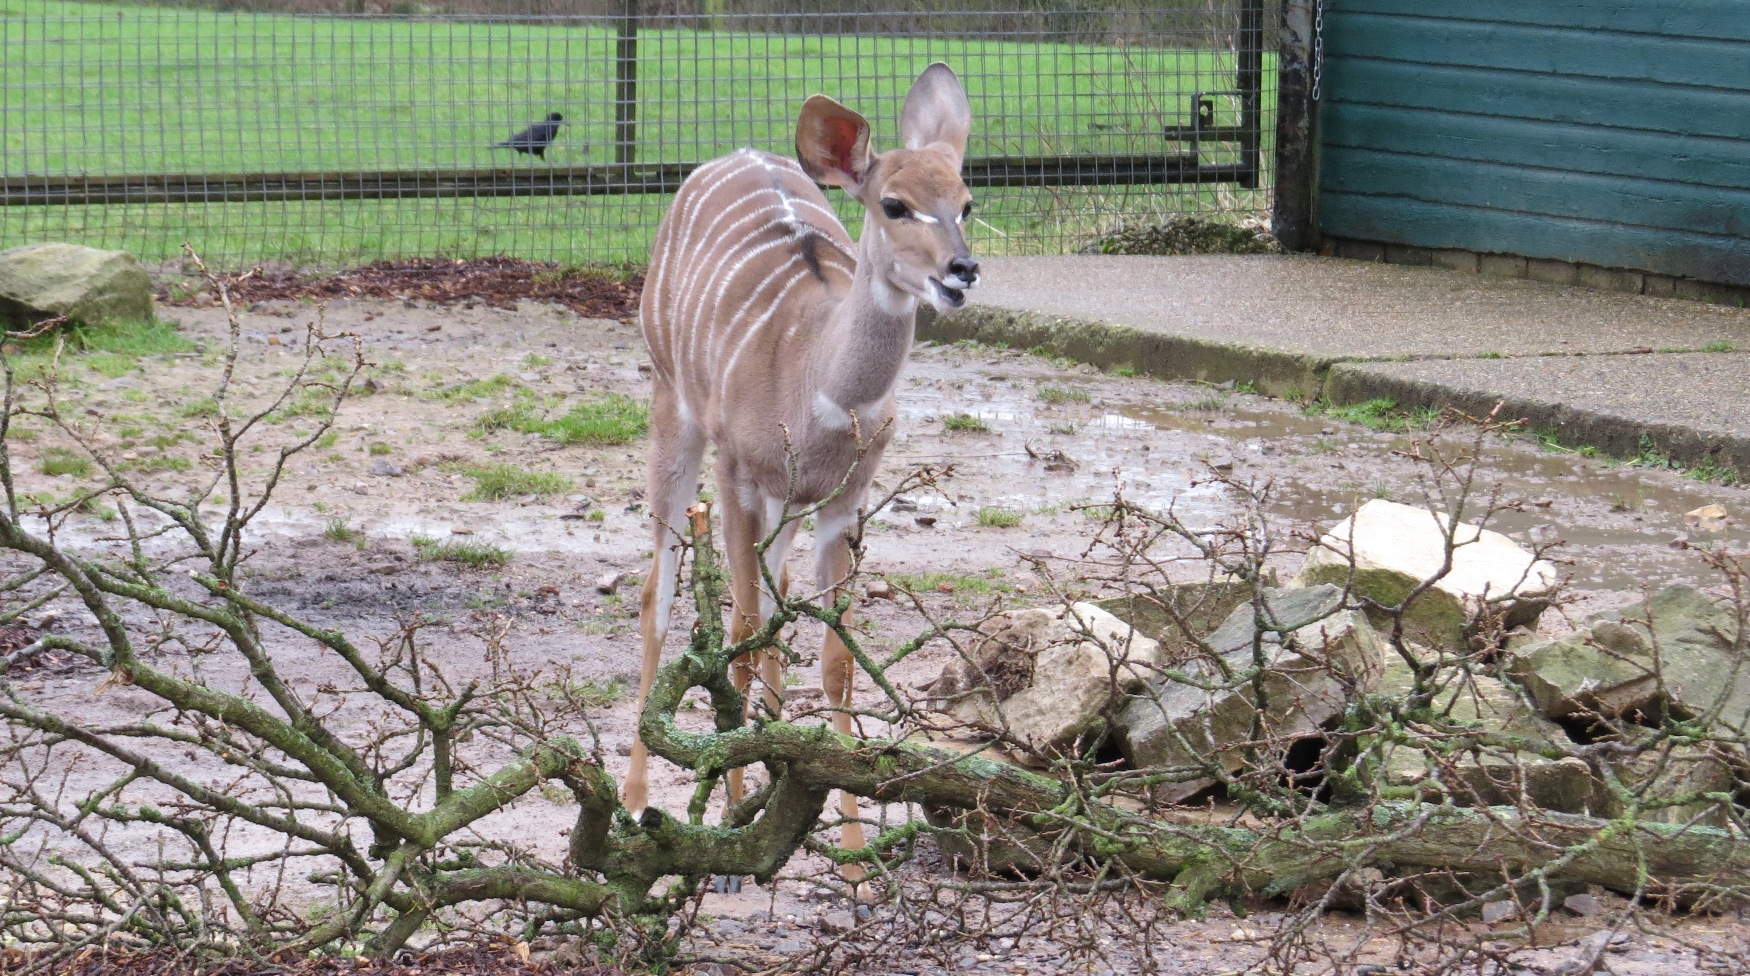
639,148 -> 855,436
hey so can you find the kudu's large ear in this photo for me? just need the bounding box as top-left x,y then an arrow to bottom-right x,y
797,94 -> 873,190
899,62 -> 971,165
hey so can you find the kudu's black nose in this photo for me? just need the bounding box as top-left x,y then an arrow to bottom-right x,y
949,256 -> 980,283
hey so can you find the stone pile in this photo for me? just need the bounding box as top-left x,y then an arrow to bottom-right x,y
925,498 -> 1740,823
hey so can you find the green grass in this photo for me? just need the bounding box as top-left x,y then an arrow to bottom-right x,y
12,317 -> 195,359
119,453 -> 193,474
1304,397 -> 1442,433
975,506 -> 1023,528
322,517 -> 367,548
478,394 -> 650,446
6,318 -> 197,383
18,489 -> 114,520
178,397 -> 221,419
1702,341 -> 1737,353
429,375 -> 521,403
547,674 -> 627,709
38,446 -> 92,478
3,0 -> 1275,267
83,352 -> 138,378
410,534 -> 512,568
461,463 -> 573,501
1685,456 -> 1739,486
889,570 -> 1013,597
368,442 -> 394,456
1037,384 -> 1090,405
1175,394 -> 1229,412
272,391 -> 333,421
1629,433 -> 1677,471
1613,433 -> 1737,484
941,413 -> 992,433
1527,428 -> 1601,459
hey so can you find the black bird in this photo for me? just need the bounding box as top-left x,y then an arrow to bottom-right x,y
496,112 -> 564,159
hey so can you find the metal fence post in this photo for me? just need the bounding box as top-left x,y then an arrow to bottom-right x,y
1272,0 -> 1317,251
1236,0 -> 1264,191
614,0 -> 639,167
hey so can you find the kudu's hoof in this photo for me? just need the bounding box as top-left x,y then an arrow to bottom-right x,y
849,881 -> 876,914
711,874 -> 745,895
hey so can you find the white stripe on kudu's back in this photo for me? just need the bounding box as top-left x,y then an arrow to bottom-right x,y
717,255 -> 817,415
678,200 -> 804,364
660,153 -> 851,413
642,154 -> 749,347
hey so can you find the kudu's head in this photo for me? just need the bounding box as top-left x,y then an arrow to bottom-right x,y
795,62 -> 979,314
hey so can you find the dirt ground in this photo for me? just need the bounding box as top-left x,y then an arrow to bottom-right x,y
5,283 -> 1750,974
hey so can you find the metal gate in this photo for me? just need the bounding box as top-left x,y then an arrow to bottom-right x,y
2,1 -> 1274,268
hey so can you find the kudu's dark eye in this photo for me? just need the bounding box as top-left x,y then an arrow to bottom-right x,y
961,201 -> 974,222
880,197 -> 910,220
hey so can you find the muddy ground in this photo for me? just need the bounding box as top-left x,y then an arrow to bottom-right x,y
5,289 -> 1749,974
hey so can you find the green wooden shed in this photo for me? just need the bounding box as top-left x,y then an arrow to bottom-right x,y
1310,0 -> 1750,289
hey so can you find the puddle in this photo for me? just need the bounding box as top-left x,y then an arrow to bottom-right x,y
1122,399 -> 1746,592
895,366 -> 1744,596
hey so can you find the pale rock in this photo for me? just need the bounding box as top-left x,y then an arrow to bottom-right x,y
1114,585 -> 1387,803
1506,584 -> 1747,733
1093,578 -> 1252,657
1683,503 -> 1729,532
1592,727 -> 1735,827
1367,654 -> 1592,813
0,242 -> 154,330
819,910 -> 857,933
929,602 -> 1163,760
1294,499 -> 1557,649
1480,900 -> 1519,924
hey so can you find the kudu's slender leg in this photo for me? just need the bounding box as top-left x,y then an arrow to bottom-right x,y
626,388 -> 704,816
814,497 -> 869,894
718,472 -> 783,808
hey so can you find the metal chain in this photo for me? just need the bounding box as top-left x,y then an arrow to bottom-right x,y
1311,0 -> 1326,102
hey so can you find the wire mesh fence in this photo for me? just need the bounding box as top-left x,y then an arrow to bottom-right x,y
3,1 -> 1277,269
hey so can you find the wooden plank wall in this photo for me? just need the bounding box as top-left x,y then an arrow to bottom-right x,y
1316,0 -> 1750,286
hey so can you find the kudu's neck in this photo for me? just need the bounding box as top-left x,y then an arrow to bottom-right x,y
809,224 -> 918,412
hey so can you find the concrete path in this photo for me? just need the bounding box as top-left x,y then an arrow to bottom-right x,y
919,254 -> 1750,473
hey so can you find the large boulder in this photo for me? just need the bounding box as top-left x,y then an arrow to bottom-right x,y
1294,499 -> 1558,650
1365,657 -> 1594,813
929,602 -> 1162,761
0,243 -> 154,331
1094,578 -> 1252,657
1114,584 -> 1387,803
1505,584 -> 1748,734
1594,730 -> 1734,827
